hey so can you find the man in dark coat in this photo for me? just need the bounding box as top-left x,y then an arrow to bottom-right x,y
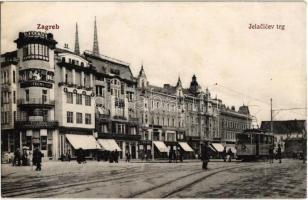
32,146 -> 43,171
277,144 -> 282,163
227,148 -> 233,162
114,149 -> 119,163
222,146 -> 227,162
13,148 -> 21,166
201,142 -> 210,170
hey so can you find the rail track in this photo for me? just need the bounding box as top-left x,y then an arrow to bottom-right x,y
2,163 -> 201,197
128,163 -> 255,198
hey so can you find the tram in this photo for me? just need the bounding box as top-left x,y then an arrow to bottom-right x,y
236,129 -> 275,160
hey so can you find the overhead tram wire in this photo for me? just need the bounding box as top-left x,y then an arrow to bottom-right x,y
208,83 -> 271,106
207,82 -> 306,120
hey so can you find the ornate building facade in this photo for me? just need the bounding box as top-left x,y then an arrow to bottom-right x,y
1,21 -> 252,160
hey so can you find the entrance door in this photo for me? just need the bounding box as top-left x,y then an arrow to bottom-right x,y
131,145 -> 136,159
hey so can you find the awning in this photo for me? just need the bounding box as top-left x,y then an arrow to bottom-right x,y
153,141 -> 169,153
97,139 -> 122,151
65,134 -> 101,150
211,143 -> 224,152
178,142 -> 194,152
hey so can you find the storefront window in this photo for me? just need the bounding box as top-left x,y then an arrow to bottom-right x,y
41,136 -> 47,150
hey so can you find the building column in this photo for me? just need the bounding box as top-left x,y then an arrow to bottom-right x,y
62,67 -> 66,83
8,135 -> 10,152
81,71 -> 85,86
90,74 -> 93,88
53,130 -> 59,160
122,141 -> 126,160
129,142 -> 132,156
135,143 -> 138,159
72,69 -> 76,85
19,131 -> 22,151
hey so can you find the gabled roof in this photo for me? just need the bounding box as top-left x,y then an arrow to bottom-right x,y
260,120 -> 306,134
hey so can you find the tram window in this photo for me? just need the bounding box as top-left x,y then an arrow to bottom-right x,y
238,134 -> 250,143
260,135 -> 265,143
252,134 -> 257,143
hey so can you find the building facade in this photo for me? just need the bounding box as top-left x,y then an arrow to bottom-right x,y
1,21 -> 252,160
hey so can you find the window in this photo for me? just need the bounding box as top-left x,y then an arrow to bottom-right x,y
42,90 -> 47,103
61,57 -> 65,62
121,83 -> 124,95
13,71 -> 16,83
23,44 -> 49,61
85,96 -> 91,106
76,113 -> 83,124
41,136 -> 47,150
13,111 -> 16,123
67,112 -> 73,123
66,92 -> 73,104
25,90 -> 29,101
76,94 -> 82,105
85,114 -> 91,124
13,91 -> 16,104
107,80 -> 111,92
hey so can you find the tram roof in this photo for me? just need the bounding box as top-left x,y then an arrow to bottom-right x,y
241,129 -> 272,135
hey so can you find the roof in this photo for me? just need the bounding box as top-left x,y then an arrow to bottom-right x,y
84,50 -> 135,82
148,84 -> 177,96
260,120 -> 306,134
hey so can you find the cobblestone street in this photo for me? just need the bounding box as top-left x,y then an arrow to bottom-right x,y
1,159 -> 306,198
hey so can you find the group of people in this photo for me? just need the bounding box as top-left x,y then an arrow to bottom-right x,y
12,146 -> 43,171
169,148 -> 184,163
222,147 -> 234,162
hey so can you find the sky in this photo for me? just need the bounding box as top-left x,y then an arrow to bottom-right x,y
2,2 -> 306,125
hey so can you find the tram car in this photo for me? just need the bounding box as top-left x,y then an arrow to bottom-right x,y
236,129 -> 275,160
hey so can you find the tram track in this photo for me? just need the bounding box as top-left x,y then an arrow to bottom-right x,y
2,166 -> 139,194
2,163 -> 200,197
128,163 -> 255,198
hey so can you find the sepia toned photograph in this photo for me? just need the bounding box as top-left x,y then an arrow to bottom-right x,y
1,2 -> 307,198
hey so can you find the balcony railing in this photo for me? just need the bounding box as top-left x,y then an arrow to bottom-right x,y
15,120 -> 58,129
113,116 -> 127,121
98,132 -> 141,141
18,98 -> 55,106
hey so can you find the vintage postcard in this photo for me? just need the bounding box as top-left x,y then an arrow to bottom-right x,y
1,1 -> 306,198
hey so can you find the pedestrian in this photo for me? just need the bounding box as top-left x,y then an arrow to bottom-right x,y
169,146 -> 173,163
13,148 -> 21,166
227,148 -> 233,162
269,145 -> 274,163
277,144 -> 282,163
32,146 -> 43,171
222,146 -> 227,162
125,151 -> 129,162
76,148 -> 83,164
179,149 -> 184,162
201,142 -> 210,170
109,151 -> 114,163
115,149 -> 119,163
22,149 -> 28,166
66,150 -> 71,162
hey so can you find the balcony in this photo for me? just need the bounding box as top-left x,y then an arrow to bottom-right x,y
98,132 -> 141,141
20,80 -> 53,88
15,120 -> 58,129
113,115 -> 127,121
17,98 -> 55,109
